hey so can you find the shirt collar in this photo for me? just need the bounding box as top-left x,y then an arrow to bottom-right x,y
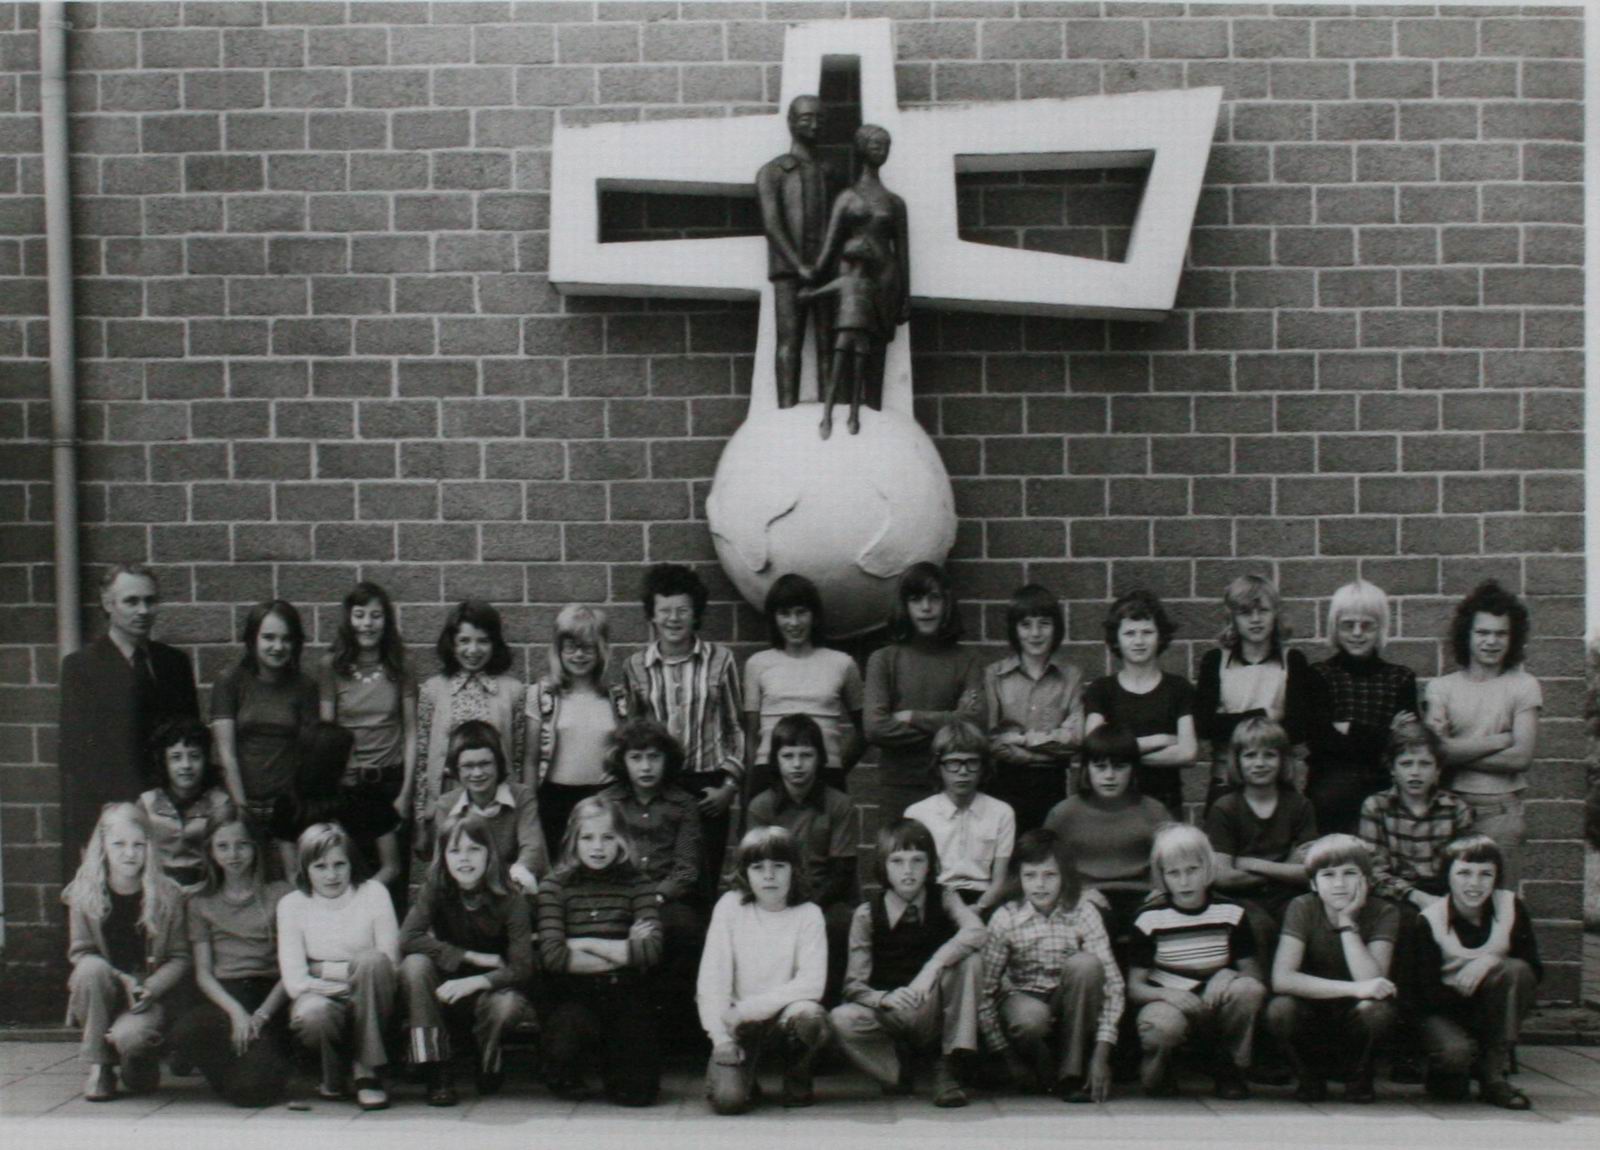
453,782 -> 515,816
644,637 -> 707,667
995,653 -> 1069,679
450,670 -> 498,695
1013,899 -> 1068,926
925,793 -> 981,820
883,887 -> 927,928
1445,895 -> 1499,933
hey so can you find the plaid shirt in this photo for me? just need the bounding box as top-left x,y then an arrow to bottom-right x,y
1358,786 -> 1475,900
978,898 -> 1124,1051
1309,653 -> 1420,771
624,639 -> 745,782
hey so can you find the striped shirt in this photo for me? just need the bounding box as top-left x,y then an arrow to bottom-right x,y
623,639 -> 745,781
1358,786 -> 1475,900
1128,894 -> 1254,992
535,863 -> 662,974
979,898 -> 1124,1051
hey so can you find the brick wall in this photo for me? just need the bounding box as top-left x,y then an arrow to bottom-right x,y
0,1 -> 1586,1016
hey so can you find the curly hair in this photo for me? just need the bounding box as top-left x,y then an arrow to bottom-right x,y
640,563 -> 707,628
1448,579 -> 1530,670
1102,589 -> 1176,655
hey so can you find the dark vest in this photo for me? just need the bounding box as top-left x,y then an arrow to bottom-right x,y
867,884 -> 956,992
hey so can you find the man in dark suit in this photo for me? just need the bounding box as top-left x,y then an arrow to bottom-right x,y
58,563 -> 199,872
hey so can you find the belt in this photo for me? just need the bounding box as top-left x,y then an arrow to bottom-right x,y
1459,794 -> 1522,816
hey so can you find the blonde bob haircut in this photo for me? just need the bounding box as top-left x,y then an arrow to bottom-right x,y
1149,823 -> 1217,896
1302,833 -> 1374,883
1326,579 -> 1390,652
548,603 -> 610,690
555,794 -> 634,876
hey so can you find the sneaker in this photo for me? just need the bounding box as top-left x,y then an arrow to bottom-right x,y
931,1057 -> 968,1109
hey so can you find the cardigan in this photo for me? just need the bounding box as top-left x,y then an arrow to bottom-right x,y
66,877 -> 192,1006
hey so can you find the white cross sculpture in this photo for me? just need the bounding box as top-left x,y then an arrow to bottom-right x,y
551,19 -> 1220,636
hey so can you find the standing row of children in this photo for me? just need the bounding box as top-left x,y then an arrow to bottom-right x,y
61,560 -> 1544,1114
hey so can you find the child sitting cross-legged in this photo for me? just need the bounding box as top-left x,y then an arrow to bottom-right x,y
1410,834 -> 1541,1110
829,817 -> 987,1108
1266,834 -> 1399,1104
978,828 -> 1125,1104
698,826 -> 831,1114
1127,824 -> 1265,1100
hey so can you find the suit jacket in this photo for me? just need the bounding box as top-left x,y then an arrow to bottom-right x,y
59,635 -> 199,869
756,151 -> 833,280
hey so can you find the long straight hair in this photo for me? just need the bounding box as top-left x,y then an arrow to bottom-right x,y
61,802 -> 181,937
196,803 -> 267,899
429,812 -> 511,899
330,580 -> 407,679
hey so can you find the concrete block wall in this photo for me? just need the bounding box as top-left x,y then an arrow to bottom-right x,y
0,1 -> 1586,1015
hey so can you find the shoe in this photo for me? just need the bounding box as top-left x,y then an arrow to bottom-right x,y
1213,1067 -> 1249,1101
475,1069 -> 504,1097
1002,1050 -> 1038,1093
931,1057 -> 968,1109
119,1054 -> 160,1095
1424,1069 -> 1471,1102
1344,1075 -> 1377,1104
1293,1076 -> 1329,1103
607,1087 -> 657,1108
1247,1063 -> 1292,1086
1389,1054 -> 1424,1085
424,1066 -> 458,1108
547,1076 -> 593,1102
353,1076 -> 389,1111
1480,1081 -> 1531,1111
85,1065 -> 117,1102
781,1065 -> 816,1108
1056,1075 -> 1093,1104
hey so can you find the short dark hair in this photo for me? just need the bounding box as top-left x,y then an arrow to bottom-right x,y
99,562 -> 158,597
605,718 -> 685,787
1102,589 -> 1177,655
436,599 -> 514,676
1080,722 -> 1140,768
1005,583 -> 1064,656
1449,579 -> 1530,670
1441,833 -> 1504,879
731,825 -> 809,906
888,561 -> 962,645
240,599 -> 306,674
763,573 -> 825,648
640,563 -> 708,627
147,715 -> 217,792
444,720 -> 508,787
768,713 -> 827,795
1078,723 -> 1141,796
873,817 -> 940,889
1010,828 -> 1082,910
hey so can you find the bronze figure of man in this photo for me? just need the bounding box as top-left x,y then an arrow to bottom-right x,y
756,95 -> 835,408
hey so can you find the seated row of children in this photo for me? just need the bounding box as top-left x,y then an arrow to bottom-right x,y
66,700 -> 1539,1114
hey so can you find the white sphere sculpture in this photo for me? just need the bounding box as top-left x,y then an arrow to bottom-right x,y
706,404 -> 957,638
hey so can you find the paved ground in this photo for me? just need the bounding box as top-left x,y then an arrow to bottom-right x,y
3,1038 -> 1599,1150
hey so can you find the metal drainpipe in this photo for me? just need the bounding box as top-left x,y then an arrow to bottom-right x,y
31,0 -> 82,955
